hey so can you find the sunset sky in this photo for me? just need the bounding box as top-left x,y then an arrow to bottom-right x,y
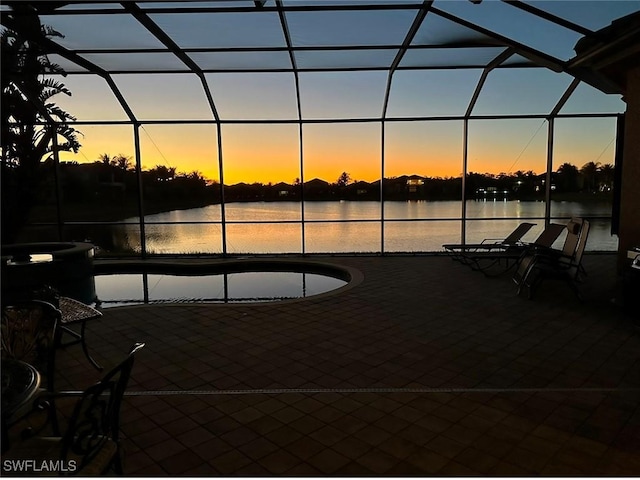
45,1 -> 630,185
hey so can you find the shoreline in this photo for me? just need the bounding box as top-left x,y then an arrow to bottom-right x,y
27,193 -> 613,224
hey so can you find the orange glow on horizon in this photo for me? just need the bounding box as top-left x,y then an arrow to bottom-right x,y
59,118 -> 616,185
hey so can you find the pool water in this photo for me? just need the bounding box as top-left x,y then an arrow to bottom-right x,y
94,271 -> 348,308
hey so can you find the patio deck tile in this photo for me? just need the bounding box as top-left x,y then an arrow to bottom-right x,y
4,254 -> 638,476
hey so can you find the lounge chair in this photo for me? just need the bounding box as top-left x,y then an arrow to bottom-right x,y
443,222 -> 536,263
514,218 -> 590,299
447,222 -> 566,276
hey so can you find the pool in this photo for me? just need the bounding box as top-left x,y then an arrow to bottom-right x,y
93,260 -> 357,308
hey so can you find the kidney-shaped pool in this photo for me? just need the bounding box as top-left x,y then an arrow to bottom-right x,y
93,260 -> 357,308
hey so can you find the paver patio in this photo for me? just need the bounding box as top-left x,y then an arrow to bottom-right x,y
7,254 -> 640,476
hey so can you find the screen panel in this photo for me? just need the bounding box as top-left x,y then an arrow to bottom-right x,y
112,74 -> 214,120
299,71 -> 387,120
221,124 -> 300,187
384,120 -> 463,205
305,221 -> 380,254
47,75 -> 129,121
226,223 -> 302,254
206,73 -> 298,120
472,68 -> 573,115
551,117 -> 617,252
386,70 -> 480,117
385,219 -> 462,252
302,122 -> 381,221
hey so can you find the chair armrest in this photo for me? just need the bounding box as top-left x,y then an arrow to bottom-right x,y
531,249 -> 572,263
4,388 -> 83,439
35,390 -> 85,401
480,238 -> 503,244
519,245 -> 561,260
28,390 -> 84,417
525,250 -> 576,276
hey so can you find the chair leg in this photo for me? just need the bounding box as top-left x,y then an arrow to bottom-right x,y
519,261 -> 549,299
527,272 -> 545,299
525,271 -> 583,302
567,278 -> 584,302
515,258 -> 537,296
113,449 -> 124,476
48,399 -> 60,436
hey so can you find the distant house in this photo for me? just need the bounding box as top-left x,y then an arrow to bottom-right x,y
381,176 -> 427,199
534,173 -> 557,193
304,178 -> 329,188
273,182 -> 291,197
475,186 -> 510,200
349,180 -> 371,196
406,175 -> 426,194
304,178 -> 330,197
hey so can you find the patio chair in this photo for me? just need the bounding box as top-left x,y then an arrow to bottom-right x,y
3,342 -> 145,476
513,217 -> 583,287
443,221 -> 536,263
453,222 -> 566,276
1,300 -> 61,393
514,218 -> 590,299
1,300 -> 63,434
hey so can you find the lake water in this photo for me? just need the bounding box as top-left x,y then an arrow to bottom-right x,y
117,200 -> 617,254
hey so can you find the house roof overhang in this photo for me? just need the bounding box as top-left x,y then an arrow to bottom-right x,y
568,11 -> 640,96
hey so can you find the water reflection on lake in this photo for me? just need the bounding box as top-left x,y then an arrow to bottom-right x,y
114,200 -> 617,254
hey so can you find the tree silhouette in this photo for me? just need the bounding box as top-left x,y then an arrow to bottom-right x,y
149,165 -> 176,182
182,170 -> 206,185
112,154 -> 133,172
598,163 -> 615,192
556,162 -> 580,192
99,153 -> 112,166
336,171 -> 351,187
1,12 -> 81,243
580,161 -> 600,193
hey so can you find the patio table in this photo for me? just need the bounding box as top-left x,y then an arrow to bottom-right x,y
58,296 -> 103,371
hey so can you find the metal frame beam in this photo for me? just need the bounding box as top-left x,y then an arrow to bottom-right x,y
68,43 -> 503,54
35,3 -> 451,15
380,0 -> 434,254
460,47 -> 514,244
276,0 -> 306,255
2,1 -> 624,256
549,78 -> 581,117
465,47 -> 515,118
41,64 -> 541,75
429,6 -> 566,73
501,0 -> 593,36
122,1 -> 226,256
0,13 -> 137,122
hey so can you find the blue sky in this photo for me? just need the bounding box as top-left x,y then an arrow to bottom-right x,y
37,0 -> 633,182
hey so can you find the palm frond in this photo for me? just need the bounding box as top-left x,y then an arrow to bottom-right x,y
42,60 -> 66,76
39,77 -> 71,96
44,105 -> 77,123
40,25 -> 64,40
55,140 -> 82,154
